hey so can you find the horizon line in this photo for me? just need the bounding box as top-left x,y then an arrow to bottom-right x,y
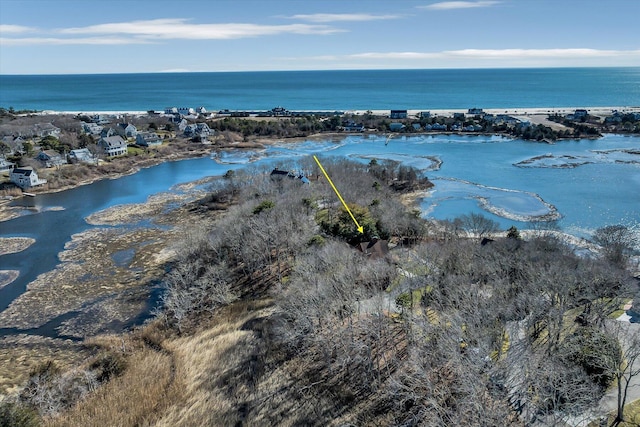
1,65 -> 639,77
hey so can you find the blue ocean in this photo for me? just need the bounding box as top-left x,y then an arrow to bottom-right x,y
1,67 -> 639,111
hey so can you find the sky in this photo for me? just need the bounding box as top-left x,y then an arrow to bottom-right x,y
0,0 -> 639,75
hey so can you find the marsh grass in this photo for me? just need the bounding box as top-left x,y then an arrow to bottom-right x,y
44,347 -> 179,427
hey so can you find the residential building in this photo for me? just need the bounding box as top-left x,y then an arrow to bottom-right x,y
136,132 -> 162,147
92,114 -> 111,125
178,107 -> 196,116
9,167 -> 47,188
82,122 -> 103,135
184,123 -> 212,138
100,127 -> 117,138
116,123 -> 137,138
98,135 -> 128,157
390,110 -> 408,119
0,157 -> 15,173
36,150 -> 66,167
33,123 -> 61,138
69,148 -> 96,164
389,122 -> 406,132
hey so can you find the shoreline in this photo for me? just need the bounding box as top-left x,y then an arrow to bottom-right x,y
30,105 -> 640,118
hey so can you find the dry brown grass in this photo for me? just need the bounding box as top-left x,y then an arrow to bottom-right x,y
44,347 -> 180,427
155,300 -> 274,427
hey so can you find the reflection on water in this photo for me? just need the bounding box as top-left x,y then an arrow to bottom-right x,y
1,133 -> 639,333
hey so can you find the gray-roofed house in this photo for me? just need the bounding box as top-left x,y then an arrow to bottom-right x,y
184,123 -> 212,138
69,148 -> 97,164
136,132 -> 162,147
101,127 -> 118,138
36,149 -> 66,167
34,123 -> 61,138
116,123 -> 138,138
82,122 -> 103,135
98,135 -> 128,157
0,157 -> 15,173
10,167 -> 47,189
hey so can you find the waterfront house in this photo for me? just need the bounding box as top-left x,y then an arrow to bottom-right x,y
0,157 -> 15,173
468,108 -> 484,115
184,123 -> 212,138
92,114 -> 111,125
116,123 -> 138,138
453,112 -> 465,121
196,106 -> 207,115
36,149 -> 66,167
270,168 -> 310,184
98,135 -> 128,157
390,110 -> 408,119
69,148 -> 97,164
164,107 -> 179,115
341,120 -> 365,132
271,106 -> 290,117
412,123 -> 422,131
10,167 -> 47,189
178,107 -> 196,116
419,111 -> 431,119
136,132 -> 162,147
389,123 -> 406,132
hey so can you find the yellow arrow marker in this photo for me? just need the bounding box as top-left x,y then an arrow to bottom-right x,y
313,155 -> 364,234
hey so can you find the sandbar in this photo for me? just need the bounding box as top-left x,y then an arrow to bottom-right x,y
0,237 -> 35,256
0,270 -> 19,289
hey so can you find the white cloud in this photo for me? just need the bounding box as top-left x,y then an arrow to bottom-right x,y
0,18 -> 343,46
0,36 -> 153,46
0,24 -> 35,34
59,18 -> 342,39
348,48 -> 640,60
421,1 -> 500,10
285,13 -> 401,23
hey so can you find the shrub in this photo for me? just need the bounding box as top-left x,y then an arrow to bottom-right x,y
253,200 -> 275,215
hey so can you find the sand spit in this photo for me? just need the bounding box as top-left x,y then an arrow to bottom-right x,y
0,270 -> 19,290
0,237 -> 36,256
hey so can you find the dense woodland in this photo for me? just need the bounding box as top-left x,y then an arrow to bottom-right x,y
1,158 -> 638,426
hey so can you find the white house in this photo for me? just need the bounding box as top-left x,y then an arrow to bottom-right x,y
98,135 -> 128,157
10,167 -> 47,189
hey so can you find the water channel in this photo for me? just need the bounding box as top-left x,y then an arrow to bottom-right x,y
1,133 -> 639,327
